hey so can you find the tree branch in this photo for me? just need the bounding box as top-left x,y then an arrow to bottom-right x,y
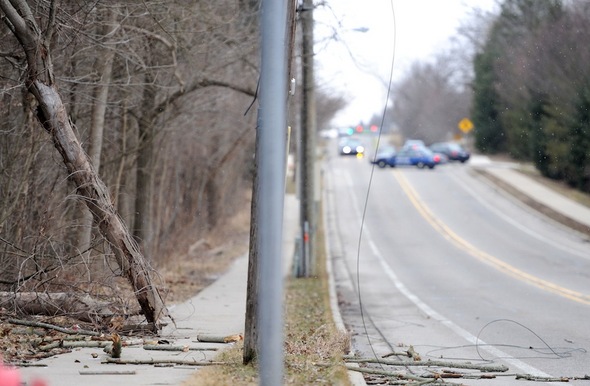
345,357 -> 509,373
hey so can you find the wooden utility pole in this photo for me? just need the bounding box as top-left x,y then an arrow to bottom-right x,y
298,0 -> 317,277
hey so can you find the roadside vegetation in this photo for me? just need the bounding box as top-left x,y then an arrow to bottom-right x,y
382,1 -> 590,195
0,0 -> 347,333
182,202 -> 352,386
471,1 -> 590,193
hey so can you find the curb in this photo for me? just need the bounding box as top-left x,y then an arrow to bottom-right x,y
322,170 -> 367,386
472,167 -> 590,238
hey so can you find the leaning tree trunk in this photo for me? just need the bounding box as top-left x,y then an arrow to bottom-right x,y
0,0 -> 168,328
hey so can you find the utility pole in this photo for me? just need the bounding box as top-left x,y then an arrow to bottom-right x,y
298,0 -> 317,277
257,0 -> 288,383
242,0 -> 296,383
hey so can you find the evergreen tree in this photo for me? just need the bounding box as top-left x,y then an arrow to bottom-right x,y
471,0 -> 564,156
472,48 -> 505,153
528,93 -> 550,176
568,86 -> 590,192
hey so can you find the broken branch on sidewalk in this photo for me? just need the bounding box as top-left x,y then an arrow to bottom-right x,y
79,370 -> 136,375
196,333 -> 243,343
103,358 -> 224,366
143,344 -> 218,352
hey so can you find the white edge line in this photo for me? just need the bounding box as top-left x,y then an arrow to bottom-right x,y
455,169 -> 588,259
346,171 -> 552,378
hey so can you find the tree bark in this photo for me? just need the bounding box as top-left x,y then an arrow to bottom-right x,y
0,0 -> 168,328
76,6 -> 118,259
32,80 -> 167,326
243,155 -> 259,364
133,76 -> 157,259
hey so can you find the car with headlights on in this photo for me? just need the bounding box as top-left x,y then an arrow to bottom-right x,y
339,138 -> 365,155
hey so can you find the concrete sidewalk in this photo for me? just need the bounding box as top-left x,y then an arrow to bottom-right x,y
18,195 -> 299,386
474,160 -> 590,235
18,263 -> 246,386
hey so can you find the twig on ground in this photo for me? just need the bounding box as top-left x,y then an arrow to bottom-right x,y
63,340 -> 136,349
10,363 -> 48,368
516,374 -> 571,382
79,370 -> 136,375
103,358 -> 224,366
8,318 -> 100,336
142,344 -> 218,352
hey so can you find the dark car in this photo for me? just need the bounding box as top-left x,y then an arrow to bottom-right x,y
372,147 -> 439,169
339,138 -> 365,155
429,142 -> 470,163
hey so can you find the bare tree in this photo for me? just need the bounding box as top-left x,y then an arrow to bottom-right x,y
0,0 -> 167,327
390,58 -> 471,144
76,6 -> 119,262
315,88 -> 347,132
0,0 -> 261,327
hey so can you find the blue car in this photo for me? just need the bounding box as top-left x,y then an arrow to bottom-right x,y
372,147 -> 439,169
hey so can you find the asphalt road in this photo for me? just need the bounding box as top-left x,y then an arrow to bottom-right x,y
323,145 -> 590,384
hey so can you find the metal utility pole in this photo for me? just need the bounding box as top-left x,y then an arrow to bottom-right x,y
254,0 -> 290,384
242,0 -> 297,373
298,0 -> 317,277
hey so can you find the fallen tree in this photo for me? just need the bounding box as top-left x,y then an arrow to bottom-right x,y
0,292 -> 128,323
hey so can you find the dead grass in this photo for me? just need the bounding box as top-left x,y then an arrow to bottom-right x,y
183,346 -> 258,386
181,277 -> 351,386
159,199 -> 252,305
282,277 -> 351,385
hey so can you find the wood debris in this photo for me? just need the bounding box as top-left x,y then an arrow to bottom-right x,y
196,333 -> 243,343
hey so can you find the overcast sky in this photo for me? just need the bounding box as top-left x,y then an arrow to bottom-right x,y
314,0 -> 498,128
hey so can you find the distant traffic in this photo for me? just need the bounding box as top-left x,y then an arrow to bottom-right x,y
371,139 -> 470,169
321,125 -> 472,170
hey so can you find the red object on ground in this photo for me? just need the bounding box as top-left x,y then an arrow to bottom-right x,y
0,361 -> 21,386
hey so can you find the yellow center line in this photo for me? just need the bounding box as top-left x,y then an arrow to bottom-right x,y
393,170 -> 590,305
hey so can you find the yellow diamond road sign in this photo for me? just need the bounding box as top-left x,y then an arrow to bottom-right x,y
458,118 -> 474,133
